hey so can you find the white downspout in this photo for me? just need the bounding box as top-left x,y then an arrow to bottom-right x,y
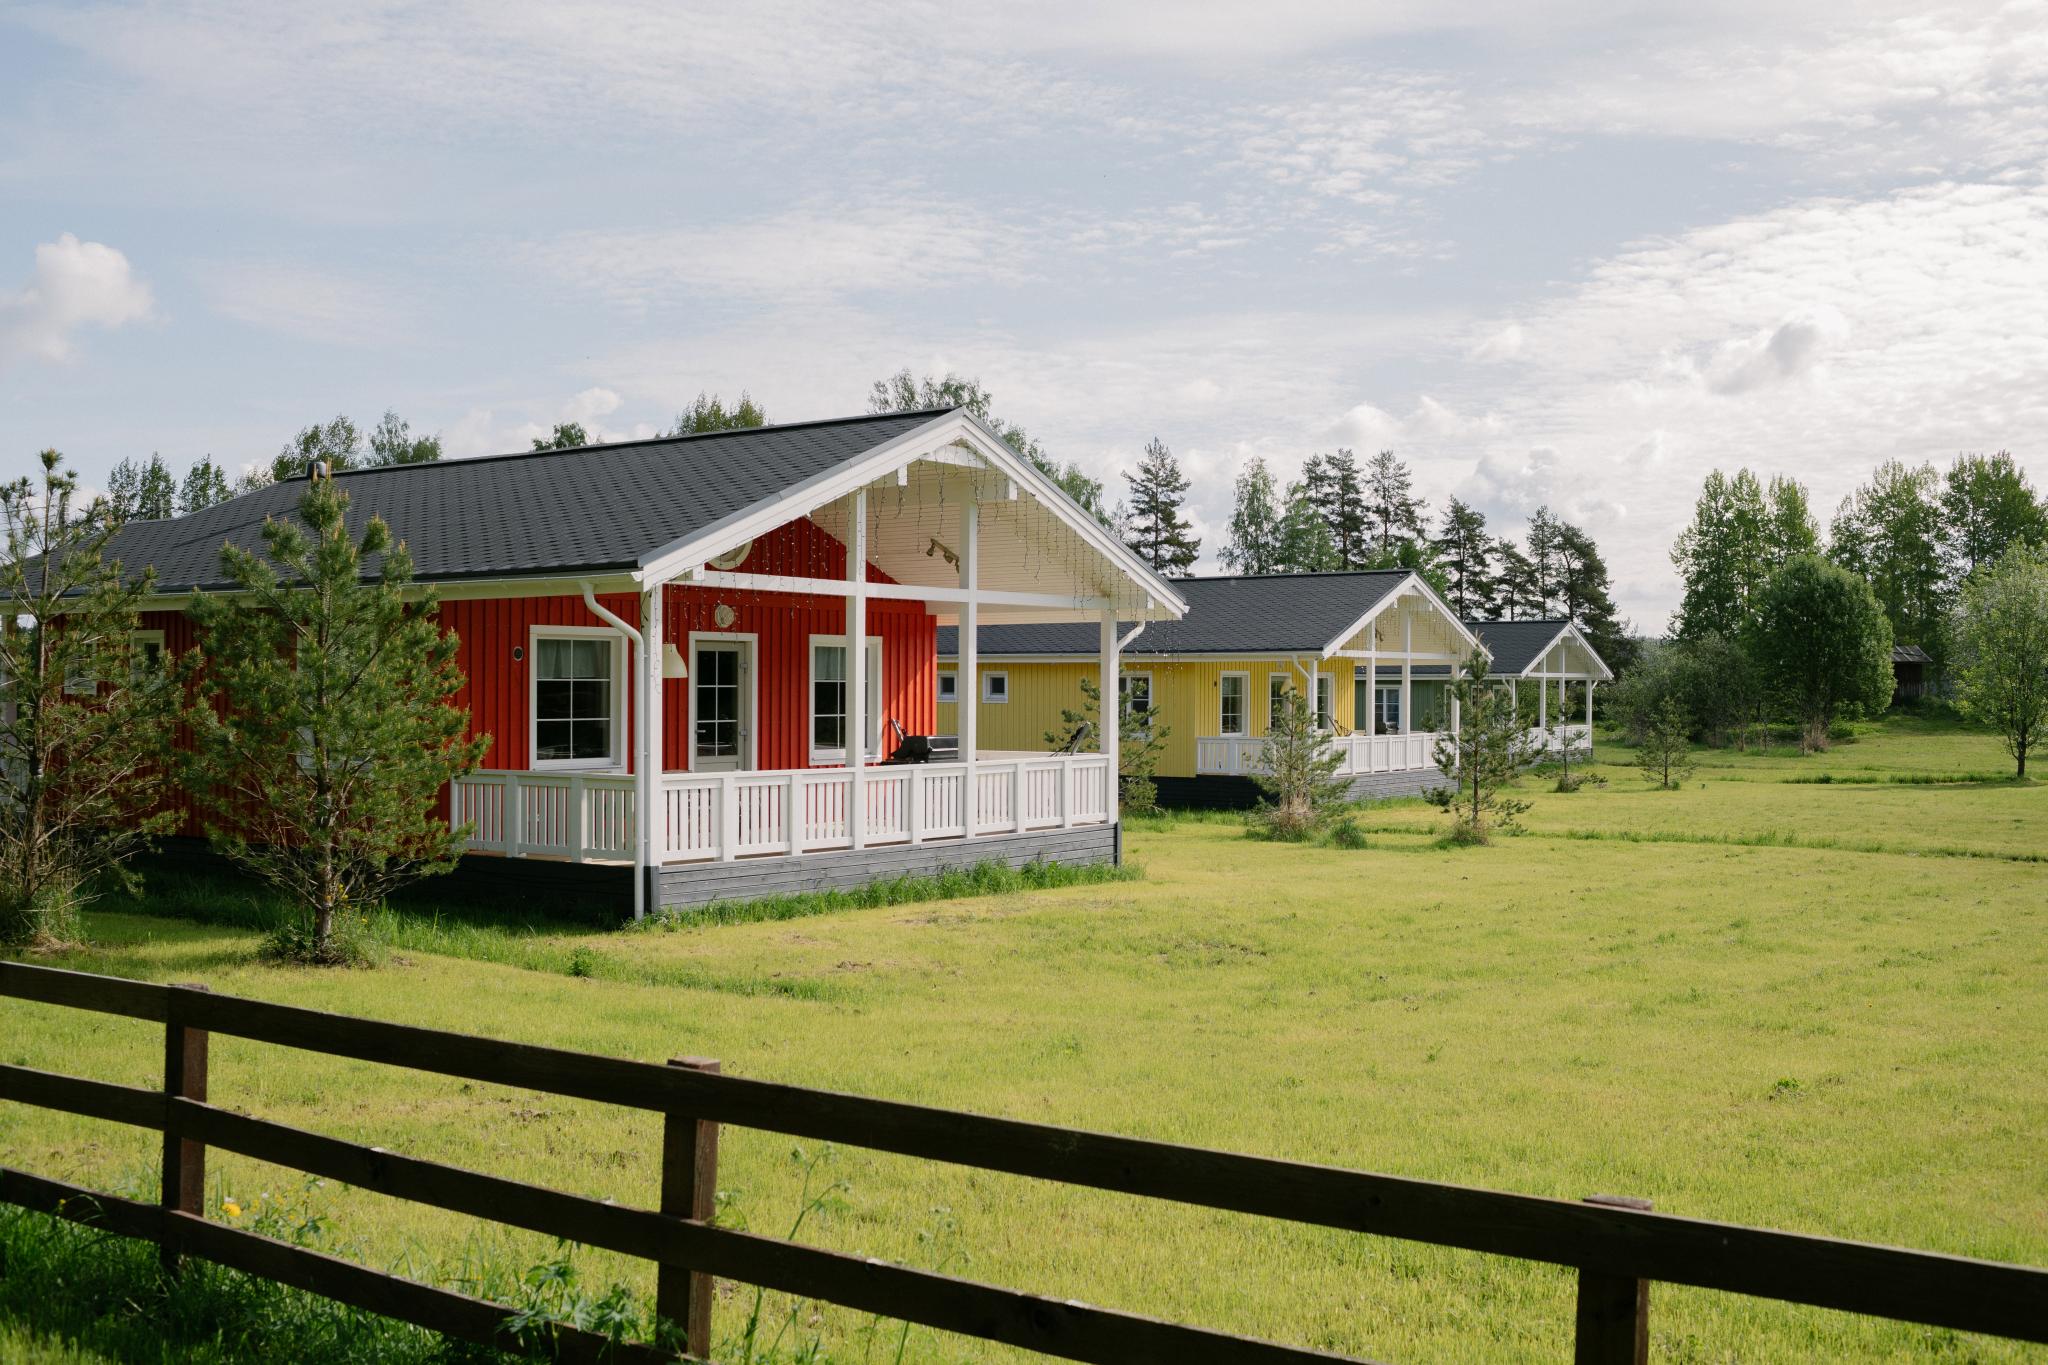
581,581 -> 648,922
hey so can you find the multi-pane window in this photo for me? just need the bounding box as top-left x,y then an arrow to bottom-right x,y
1375,684 -> 1401,735
695,646 -> 742,760
1219,673 -> 1247,736
1268,674 -> 1289,728
810,637 -> 882,762
534,635 -> 615,765
1315,675 -> 1334,731
811,643 -> 847,754
1120,673 -> 1152,734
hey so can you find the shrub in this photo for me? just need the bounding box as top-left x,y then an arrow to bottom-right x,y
1324,817 -> 1369,850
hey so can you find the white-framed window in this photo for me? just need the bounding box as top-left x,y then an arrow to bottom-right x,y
809,635 -> 883,763
1219,671 -> 1248,736
982,670 -> 1008,704
1375,684 -> 1401,735
1267,673 -> 1290,729
131,629 -> 166,680
1315,674 -> 1334,731
1119,672 -> 1152,734
530,627 -> 623,769
936,670 -> 958,706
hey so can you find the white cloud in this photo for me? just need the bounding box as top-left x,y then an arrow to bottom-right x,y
1471,323 -> 1524,362
202,260 -> 412,347
0,234 -> 153,365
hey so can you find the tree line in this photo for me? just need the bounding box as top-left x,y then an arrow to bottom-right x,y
1114,438 -> 1630,664
1635,452 -> 2048,769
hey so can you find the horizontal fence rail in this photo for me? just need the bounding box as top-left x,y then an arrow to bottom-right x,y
4,960 -> 2047,1363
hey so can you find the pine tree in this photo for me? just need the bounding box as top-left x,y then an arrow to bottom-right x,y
1120,437 -> 1200,574
669,391 -> 768,435
0,451 -> 177,946
1636,696 -> 1696,790
1042,674 -> 1170,815
178,457 -> 233,514
135,454 -> 177,520
1427,651 -> 1536,843
1491,538 -> 1536,620
1221,456 -> 1283,575
368,410 -> 443,465
1325,449 -> 1370,567
1432,497 -> 1495,618
1554,523 -> 1629,668
1525,506 -> 1564,616
1363,450 -> 1427,557
180,479 -> 490,962
1247,689 -> 1349,840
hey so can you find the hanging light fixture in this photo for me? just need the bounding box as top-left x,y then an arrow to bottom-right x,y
663,643 -> 688,678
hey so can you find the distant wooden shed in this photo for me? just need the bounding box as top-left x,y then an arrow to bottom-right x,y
1892,644 -> 1933,702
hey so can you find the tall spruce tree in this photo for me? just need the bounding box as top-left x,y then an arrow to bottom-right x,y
868,369 -> 1105,517
1221,456 -> 1284,575
1120,437 -> 1201,574
1363,449 -> 1427,557
1433,498 -> 1495,618
181,479 -> 489,962
178,457 -> 233,514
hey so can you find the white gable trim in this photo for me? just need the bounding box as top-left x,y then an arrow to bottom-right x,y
1319,573 -> 1488,662
1511,622 -> 1615,681
634,409 -> 1188,619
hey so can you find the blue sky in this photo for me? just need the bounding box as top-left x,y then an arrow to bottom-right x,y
4,1 -> 2045,627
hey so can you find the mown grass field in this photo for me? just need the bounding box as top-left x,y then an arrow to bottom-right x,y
2,715 -> 2045,1362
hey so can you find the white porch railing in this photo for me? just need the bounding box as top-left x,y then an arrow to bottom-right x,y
1529,722 -> 1592,753
450,754 -> 1114,865
1195,732 -> 1445,778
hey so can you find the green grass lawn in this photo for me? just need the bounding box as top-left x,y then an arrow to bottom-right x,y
3,716 -> 2045,1363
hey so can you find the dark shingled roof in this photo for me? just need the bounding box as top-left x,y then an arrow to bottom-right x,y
938,570 -> 1410,656
1892,644 -> 1934,665
105,409 -> 948,591
1462,619 -> 1571,676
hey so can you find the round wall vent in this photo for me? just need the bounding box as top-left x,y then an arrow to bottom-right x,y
709,540 -> 753,570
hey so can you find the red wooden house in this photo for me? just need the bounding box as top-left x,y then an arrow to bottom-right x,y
112,408 -> 1186,917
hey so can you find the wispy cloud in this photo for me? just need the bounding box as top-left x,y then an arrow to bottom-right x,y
200,260 -> 416,347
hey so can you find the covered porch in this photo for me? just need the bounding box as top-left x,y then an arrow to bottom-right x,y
447,410 -> 1184,915
1195,574 -> 1483,784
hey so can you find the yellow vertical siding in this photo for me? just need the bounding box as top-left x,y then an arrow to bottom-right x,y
935,656 -> 1359,778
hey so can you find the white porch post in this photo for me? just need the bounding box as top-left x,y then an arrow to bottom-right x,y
960,495 -> 979,839
1100,607 -> 1121,826
1400,609 -> 1413,735
635,585 -> 660,921
1538,666 -> 1548,729
1366,626 -> 1378,735
848,487 -> 868,850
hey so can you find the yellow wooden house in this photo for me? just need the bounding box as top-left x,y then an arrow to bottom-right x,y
937,570 -> 1488,806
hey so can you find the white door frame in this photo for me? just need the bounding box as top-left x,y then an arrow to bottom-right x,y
686,631 -> 758,771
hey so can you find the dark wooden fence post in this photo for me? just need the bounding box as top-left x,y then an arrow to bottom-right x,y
659,1056 -> 720,1358
1574,1194 -> 1651,1365
160,983 -> 211,1276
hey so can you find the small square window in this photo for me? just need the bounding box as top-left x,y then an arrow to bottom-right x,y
982,671 -> 1008,703
937,672 -> 958,704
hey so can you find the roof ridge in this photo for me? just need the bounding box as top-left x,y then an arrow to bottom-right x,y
315,406 -> 958,481
1171,568 -> 1411,583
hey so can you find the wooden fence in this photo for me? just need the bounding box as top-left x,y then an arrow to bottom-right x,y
2,959 -> 2045,1364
